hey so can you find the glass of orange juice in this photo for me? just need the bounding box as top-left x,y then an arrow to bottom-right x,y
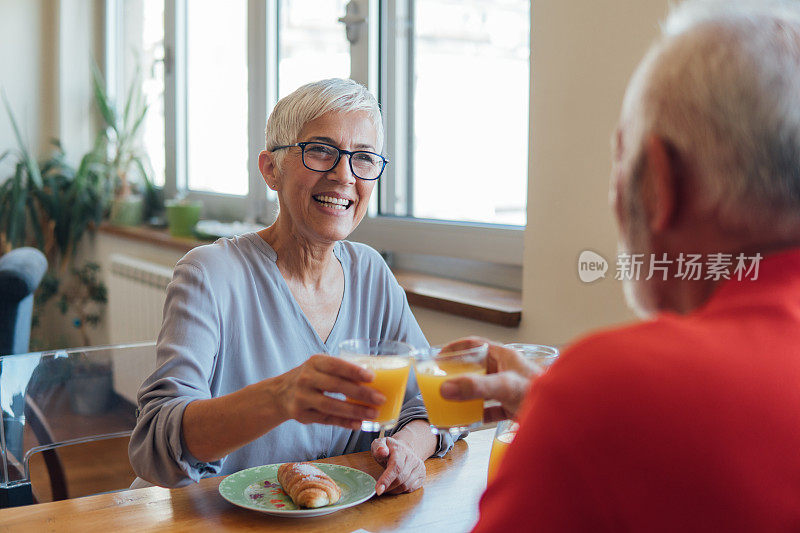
413,343 -> 489,436
487,420 -> 519,483
338,339 -> 414,432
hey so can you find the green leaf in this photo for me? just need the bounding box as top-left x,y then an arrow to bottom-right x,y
132,156 -> 153,189
2,90 -> 43,189
7,163 -> 28,247
26,196 -> 44,250
36,272 -> 59,304
58,295 -> 68,314
91,62 -> 117,133
122,64 -> 142,130
126,104 -> 149,143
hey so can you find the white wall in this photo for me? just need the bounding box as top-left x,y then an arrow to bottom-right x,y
0,0 -> 56,164
57,0 -> 105,160
0,0 -> 102,170
518,0 -> 670,346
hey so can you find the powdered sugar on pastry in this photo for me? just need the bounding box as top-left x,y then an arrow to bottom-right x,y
277,462 -> 342,509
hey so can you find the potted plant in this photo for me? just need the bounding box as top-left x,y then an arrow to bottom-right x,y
1,94 -> 110,342
0,93 -> 111,262
91,64 -> 157,227
0,94 -> 45,254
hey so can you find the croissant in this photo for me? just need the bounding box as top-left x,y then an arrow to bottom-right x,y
277,462 -> 342,508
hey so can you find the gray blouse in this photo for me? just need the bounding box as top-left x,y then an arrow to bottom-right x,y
128,234 -> 451,487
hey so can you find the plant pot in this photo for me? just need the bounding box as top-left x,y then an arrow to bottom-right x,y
68,373 -> 113,415
166,200 -> 202,237
110,195 -> 144,227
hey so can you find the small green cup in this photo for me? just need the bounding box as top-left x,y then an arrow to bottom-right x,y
165,200 -> 202,237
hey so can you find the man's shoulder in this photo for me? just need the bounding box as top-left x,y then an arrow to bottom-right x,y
563,314 -> 695,365
544,315 -> 703,398
527,317 -> 704,434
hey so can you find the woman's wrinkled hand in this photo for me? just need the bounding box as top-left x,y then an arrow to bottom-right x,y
273,354 -> 386,430
371,437 -> 426,495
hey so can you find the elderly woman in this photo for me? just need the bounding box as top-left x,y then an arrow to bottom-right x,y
129,79 -> 449,491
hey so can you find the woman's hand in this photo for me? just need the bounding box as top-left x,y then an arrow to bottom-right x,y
272,354 -> 386,430
439,337 -> 542,422
182,354 -> 386,463
371,437 -> 426,495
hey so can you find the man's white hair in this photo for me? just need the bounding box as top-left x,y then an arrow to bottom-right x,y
626,0 -> 800,235
265,78 -> 384,171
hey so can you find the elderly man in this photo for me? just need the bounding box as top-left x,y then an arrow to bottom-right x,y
453,0 -> 800,530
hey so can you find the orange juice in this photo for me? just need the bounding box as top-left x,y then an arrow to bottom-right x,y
415,360 -> 486,428
487,429 -> 516,482
347,356 -> 410,426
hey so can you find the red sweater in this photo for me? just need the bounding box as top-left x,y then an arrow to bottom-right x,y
475,249 -> 800,532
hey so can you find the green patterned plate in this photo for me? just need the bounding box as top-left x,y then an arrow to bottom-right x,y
218,462 -> 376,517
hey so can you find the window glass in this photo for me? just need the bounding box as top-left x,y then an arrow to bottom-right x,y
120,0 -> 166,187
278,0 -> 351,99
411,0 -> 529,225
186,0 -> 248,195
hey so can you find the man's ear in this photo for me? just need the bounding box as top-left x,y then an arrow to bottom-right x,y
640,135 -> 678,233
259,150 -> 280,191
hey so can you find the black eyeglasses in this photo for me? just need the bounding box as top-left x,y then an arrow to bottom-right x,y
270,141 -> 388,181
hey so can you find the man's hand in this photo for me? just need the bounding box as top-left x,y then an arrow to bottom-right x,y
439,337 -> 543,422
371,437 -> 426,495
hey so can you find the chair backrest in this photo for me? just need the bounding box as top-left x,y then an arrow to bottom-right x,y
0,342 -> 157,507
0,248 -> 48,356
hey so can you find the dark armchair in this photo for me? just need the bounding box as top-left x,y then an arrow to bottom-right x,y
0,247 -> 47,356
0,247 -> 62,507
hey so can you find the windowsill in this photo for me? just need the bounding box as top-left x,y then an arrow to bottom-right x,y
392,270 -> 521,328
98,224 -> 522,327
99,223 -> 206,253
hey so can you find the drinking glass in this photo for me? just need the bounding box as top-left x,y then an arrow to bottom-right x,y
413,343 -> 489,436
504,343 -> 560,372
337,339 -> 414,432
488,419 -> 519,483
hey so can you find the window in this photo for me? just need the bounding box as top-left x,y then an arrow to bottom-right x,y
278,0 -> 351,98
109,0 -> 528,268
185,1 -> 248,196
407,0 -> 529,226
109,0 -> 166,188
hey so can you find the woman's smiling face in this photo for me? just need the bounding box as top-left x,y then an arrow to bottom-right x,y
264,110 -> 380,245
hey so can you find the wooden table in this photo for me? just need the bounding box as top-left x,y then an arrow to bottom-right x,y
0,429 -> 494,533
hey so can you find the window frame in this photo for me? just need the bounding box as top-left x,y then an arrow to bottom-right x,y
114,0 -> 525,267
352,0 -> 525,267
162,0 -> 274,222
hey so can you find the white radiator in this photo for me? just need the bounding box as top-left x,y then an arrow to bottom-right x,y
108,254 -> 174,403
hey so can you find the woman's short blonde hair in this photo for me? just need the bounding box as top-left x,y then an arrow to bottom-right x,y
265,78 -> 384,171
